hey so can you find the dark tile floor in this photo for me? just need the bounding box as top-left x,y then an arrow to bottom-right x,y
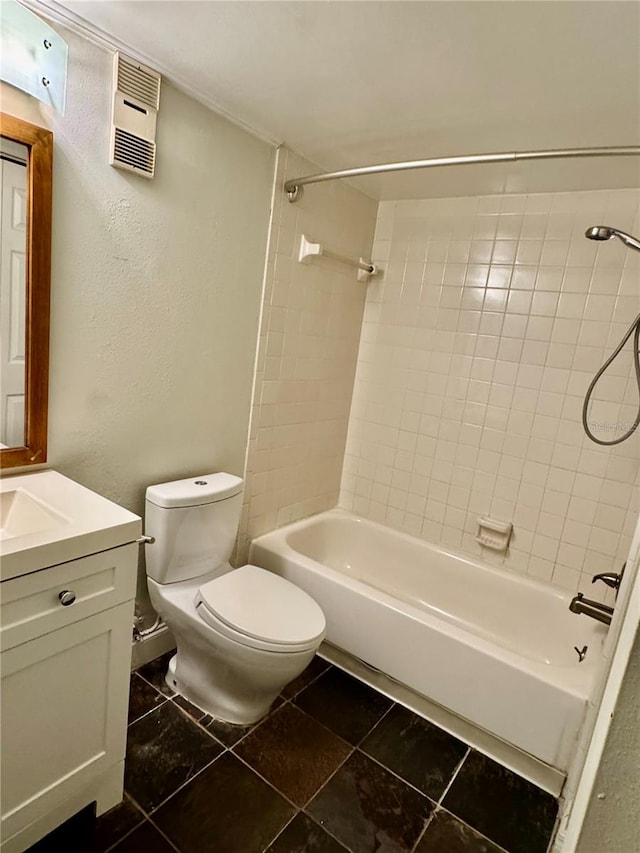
29,652 -> 558,853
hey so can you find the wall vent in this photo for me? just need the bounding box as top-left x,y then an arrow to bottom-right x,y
113,127 -> 155,175
110,52 -> 161,179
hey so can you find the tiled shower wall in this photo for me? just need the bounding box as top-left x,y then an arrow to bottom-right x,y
341,189 -> 640,593
237,148 -> 377,561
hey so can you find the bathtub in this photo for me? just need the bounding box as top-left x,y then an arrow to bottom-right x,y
250,509 -> 606,774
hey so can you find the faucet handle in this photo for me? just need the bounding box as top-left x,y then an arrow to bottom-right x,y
592,572 -> 621,590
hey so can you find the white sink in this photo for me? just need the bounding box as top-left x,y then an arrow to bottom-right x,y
0,488 -> 69,540
0,470 -> 141,581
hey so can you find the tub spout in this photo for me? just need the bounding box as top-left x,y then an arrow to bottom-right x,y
569,593 -> 614,626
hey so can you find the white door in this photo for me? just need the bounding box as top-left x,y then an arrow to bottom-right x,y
0,146 -> 28,448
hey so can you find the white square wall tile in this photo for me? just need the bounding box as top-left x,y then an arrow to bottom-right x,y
336,187 -> 639,592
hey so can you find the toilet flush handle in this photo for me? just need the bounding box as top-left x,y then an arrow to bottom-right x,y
136,535 -> 155,545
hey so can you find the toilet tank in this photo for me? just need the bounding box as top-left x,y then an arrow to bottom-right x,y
145,473 -> 244,584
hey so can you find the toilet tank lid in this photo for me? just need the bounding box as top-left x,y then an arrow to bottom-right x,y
146,473 -> 243,508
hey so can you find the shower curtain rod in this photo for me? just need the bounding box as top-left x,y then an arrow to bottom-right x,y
284,145 -> 640,202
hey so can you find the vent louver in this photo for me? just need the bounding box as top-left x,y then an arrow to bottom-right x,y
113,128 -> 155,176
110,53 -> 161,179
117,54 -> 160,111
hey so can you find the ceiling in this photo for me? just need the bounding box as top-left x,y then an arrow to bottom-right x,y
38,0 -> 640,199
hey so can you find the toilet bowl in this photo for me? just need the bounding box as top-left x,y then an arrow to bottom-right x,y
144,473 -> 325,724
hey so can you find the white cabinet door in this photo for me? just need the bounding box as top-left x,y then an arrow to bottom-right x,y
0,601 -> 134,841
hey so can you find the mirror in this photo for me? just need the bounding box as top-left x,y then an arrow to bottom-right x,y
1,137 -> 28,448
0,113 -> 52,469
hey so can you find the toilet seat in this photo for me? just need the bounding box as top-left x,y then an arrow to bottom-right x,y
195,565 -> 326,653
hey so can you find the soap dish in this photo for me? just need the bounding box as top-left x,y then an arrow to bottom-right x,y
476,516 -> 513,552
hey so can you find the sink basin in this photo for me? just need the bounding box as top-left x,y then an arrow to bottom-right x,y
0,488 -> 69,540
1,470 -> 141,581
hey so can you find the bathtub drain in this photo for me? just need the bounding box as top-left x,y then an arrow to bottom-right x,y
574,645 -> 588,663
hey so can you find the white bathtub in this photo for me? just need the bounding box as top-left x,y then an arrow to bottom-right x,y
250,509 -> 607,773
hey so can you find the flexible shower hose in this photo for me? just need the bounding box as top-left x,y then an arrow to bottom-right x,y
582,311 -> 640,445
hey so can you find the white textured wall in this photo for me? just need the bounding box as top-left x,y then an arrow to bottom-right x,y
341,190 -> 640,594
1,25 -> 274,612
237,148 -> 377,561
577,630 -> 640,853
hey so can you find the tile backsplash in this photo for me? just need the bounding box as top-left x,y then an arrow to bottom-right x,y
340,189 -> 640,593
237,148 -> 377,562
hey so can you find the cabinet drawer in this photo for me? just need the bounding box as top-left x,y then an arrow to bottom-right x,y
0,544 -> 137,651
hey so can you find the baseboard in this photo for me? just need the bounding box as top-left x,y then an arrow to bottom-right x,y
130,625 -> 175,670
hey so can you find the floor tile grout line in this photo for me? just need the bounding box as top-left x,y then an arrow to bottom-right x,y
298,740 -> 431,853
434,803 -> 512,853
134,669 -> 176,700
258,802 -> 355,853
216,697 -> 293,750
287,680 -> 397,754
353,744 -> 441,803
301,813 -> 355,853
433,748 -> 515,853
231,724 -> 355,817
228,703 -> 385,829
284,658 -> 333,701
283,701 -> 357,753
122,789 -> 152,819
145,812 -> 185,853
299,743 -> 356,811
437,745 -> 471,805
351,701 -> 476,803
236,700 -> 372,813
137,746 -> 228,818
232,749 -> 308,813
257,809 -> 301,853
228,706 -> 377,844
410,808 -> 438,853
102,812 -> 147,853
352,700 -> 395,747
169,696 -> 230,746
127,696 -> 169,728
128,691 -> 227,751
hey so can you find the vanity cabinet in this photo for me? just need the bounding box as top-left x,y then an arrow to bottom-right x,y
0,472 -> 141,853
1,545 -> 137,852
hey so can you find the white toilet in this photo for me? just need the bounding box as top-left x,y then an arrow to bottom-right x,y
144,472 -> 326,724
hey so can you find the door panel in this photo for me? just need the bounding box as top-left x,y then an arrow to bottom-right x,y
0,602 -> 133,838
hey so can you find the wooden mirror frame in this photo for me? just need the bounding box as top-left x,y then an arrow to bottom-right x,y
0,114 -> 52,469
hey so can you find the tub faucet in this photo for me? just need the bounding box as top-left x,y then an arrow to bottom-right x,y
569,593 -> 614,626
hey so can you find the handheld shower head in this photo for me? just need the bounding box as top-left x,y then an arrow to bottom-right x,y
582,224 -> 640,445
585,225 -> 640,252
585,226 -> 614,241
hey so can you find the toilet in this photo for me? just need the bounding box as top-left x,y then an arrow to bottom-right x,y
144,472 -> 326,724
